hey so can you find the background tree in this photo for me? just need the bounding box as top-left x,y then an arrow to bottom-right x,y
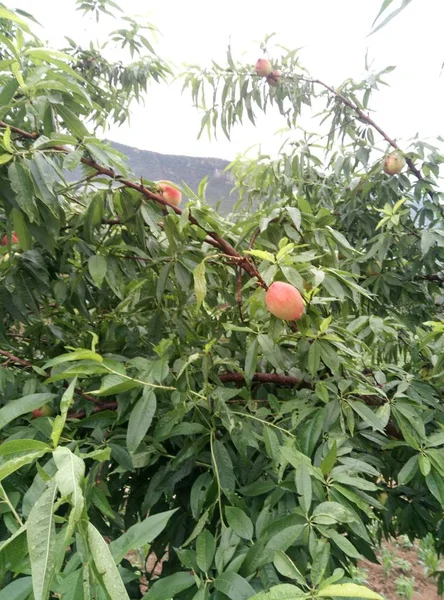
0,1 -> 443,600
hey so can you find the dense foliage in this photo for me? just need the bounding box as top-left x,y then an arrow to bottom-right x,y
0,1 -> 443,599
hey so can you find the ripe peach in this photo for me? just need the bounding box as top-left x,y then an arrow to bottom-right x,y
155,181 -> 182,207
265,281 -> 305,320
267,70 -> 281,87
1,232 -> 18,246
255,58 -> 272,77
383,153 -> 404,175
32,405 -> 53,418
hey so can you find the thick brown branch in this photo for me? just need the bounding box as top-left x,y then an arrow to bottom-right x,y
219,371 -> 303,386
0,121 -> 266,287
68,401 -> 117,420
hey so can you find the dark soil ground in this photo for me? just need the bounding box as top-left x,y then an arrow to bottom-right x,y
360,540 -> 440,600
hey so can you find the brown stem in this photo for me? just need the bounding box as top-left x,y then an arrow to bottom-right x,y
68,401 -> 117,419
0,121 -> 266,287
0,349 -> 99,404
297,76 -> 442,217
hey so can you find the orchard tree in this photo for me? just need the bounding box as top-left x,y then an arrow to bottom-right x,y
0,2 -> 443,600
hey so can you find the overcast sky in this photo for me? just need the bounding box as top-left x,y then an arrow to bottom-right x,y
13,0 -> 444,160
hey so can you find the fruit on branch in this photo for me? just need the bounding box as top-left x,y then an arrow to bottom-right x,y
255,58 -> 272,77
365,262 -> 381,277
267,70 -> 281,87
1,232 -> 19,245
265,281 -> 305,320
32,405 -> 54,418
383,152 -> 404,175
155,181 -> 182,206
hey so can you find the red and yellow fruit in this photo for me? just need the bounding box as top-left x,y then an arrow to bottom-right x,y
1,232 -> 19,246
32,405 -> 54,418
383,153 -> 404,175
266,69 -> 281,87
265,281 -> 305,321
155,181 -> 182,207
255,58 -> 272,77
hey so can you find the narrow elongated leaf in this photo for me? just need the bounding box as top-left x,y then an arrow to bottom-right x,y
53,446 -> 85,532
295,462 -> 312,513
0,393 -> 56,429
273,551 -> 306,586
142,572 -> 195,600
311,540 -> 330,586
87,522 -> 130,600
51,377 -> 77,448
212,439 -> 235,491
27,481 -> 58,600
250,584 -> 305,599
225,506 -> 253,540
318,582 -> 384,598
0,577 -> 33,600
193,260 -> 207,310
244,337 -> 258,384
214,571 -> 256,600
88,255 -> 107,287
110,508 -> 177,563
127,389 -> 157,453
196,529 -> 216,573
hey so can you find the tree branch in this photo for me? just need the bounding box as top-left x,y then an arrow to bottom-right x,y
0,348 -> 99,404
0,121 -> 266,288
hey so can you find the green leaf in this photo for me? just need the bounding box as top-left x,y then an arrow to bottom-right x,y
212,439 -> 235,492
127,389 -> 157,453
273,551 -> 306,586
110,508 -> 177,563
308,341 -> 321,376
250,584 -> 305,600
225,506 -> 254,540
87,522 -> 130,600
318,582 -> 384,598
27,481 -> 58,600
90,373 -> 140,396
245,337 -> 259,384
214,571 -> 256,600
51,377 -> 76,448
325,530 -> 361,559
0,393 -> 56,430
320,441 -> 337,475
0,577 -> 33,600
11,207 -> 32,250
312,502 -> 356,525
426,468 -> 444,506
419,453 -> 431,476
8,161 -> 38,221
53,446 -> 84,535
142,572 -> 195,600
57,104 -> 89,138
88,255 -> 107,287
0,6 -> 31,31
196,529 -> 216,573
43,350 -> 103,369
398,455 -> 418,485
193,260 -> 207,310
311,540 -> 330,586
245,249 -> 275,263
295,462 -> 312,513
349,401 -> 386,433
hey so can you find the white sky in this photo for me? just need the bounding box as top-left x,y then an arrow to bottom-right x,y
14,0 -> 444,160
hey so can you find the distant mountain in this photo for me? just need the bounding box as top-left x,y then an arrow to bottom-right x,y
110,142 -> 239,212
